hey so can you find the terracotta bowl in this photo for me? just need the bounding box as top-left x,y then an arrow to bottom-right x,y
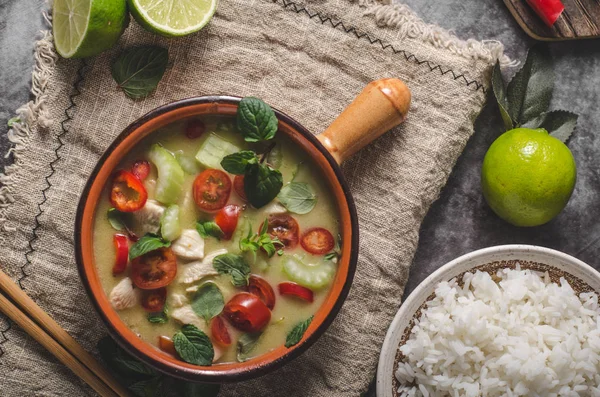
75,79 -> 411,382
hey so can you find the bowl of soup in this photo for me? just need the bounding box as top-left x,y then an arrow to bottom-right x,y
75,79 -> 411,382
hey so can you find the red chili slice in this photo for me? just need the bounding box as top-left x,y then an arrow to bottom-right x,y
262,214 -> 300,250
278,282 -> 314,303
193,169 -> 232,212
300,227 -> 335,255
109,170 -> 148,213
185,119 -> 206,139
233,175 -> 247,201
214,204 -> 240,240
112,234 -> 129,275
248,275 -> 276,310
131,160 -> 150,181
141,288 -> 167,312
131,248 -> 177,290
223,292 -> 271,333
158,336 -> 177,356
526,0 -> 564,27
211,316 -> 232,346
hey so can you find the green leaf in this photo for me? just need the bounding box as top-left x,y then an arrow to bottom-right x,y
177,382 -> 221,397
107,207 -> 127,231
507,44 -> 553,126
129,234 -> 171,260
212,254 -> 250,287
277,182 -> 317,214
285,316 -> 313,348
237,332 -> 262,362
97,336 -> 157,378
7,116 -> 20,128
112,46 -> 169,99
491,61 -> 513,131
220,151 -> 258,175
522,110 -> 578,143
173,325 -> 214,366
196,221 -> 224,240
324,252 -> 338,261
191,283 -> 224,323
244,163 -> 283,209
129,377 -> 163,397
236,97 -> 278,142
147,306 -> 168,324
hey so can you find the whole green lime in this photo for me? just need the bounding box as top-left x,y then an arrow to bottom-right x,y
481,128 -> 576,227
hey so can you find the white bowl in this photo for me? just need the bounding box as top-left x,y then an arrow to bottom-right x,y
376,244 -> 600,397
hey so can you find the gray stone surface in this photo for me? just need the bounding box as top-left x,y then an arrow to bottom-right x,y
1,0 -> 600,395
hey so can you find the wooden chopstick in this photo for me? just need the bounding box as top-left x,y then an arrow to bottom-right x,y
0,269 -> 131,397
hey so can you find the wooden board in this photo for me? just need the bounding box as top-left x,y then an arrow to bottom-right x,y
503,0 -> 600,41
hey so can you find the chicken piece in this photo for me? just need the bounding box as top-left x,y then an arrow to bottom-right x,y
180,249 -> 227,284
264,201 -> 287,215
168,293 -> 188,309
131,199 -> 165,235
109,277 -> 140,310
171,229 -> 205,260
170,305 -> 206,331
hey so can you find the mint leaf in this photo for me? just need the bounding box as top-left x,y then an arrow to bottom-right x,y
237,332 -> 262,362
285,316 -> 313,348
491,61 -> 513,131
129,234 -> 171,260
196,221 -> 224,240
147,305 -> 168,324
277,182 -> 317,214
97,337 -> 157,378
507,44 -> 553,126
213,253 -> 250,287
173,325 -> 214,366
177,382 -> 221,397
107,207 -> 127,231
236,97 -> 278,142
129,377 -> 162,397
523,110 -> 578,143
112,46 -> 169,99
244,163 -> 283,208
191,283 -> 224,323
221,150 -> 258,174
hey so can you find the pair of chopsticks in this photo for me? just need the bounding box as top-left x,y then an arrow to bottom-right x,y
0,268 -> 131,397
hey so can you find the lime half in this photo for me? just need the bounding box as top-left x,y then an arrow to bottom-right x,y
128,0 -> 218,37
53,0 -> 127,58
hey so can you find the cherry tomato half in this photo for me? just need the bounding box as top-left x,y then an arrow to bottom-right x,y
214,204 -> 240,240
300,227 -> 335,255
263,214 -> 300,250
211,316 -> 232,346
158,336 -> 177,356
248,275 -> 276,310
185,119 -> 206,139
131,160 -> 150,181
109,170 -> 148,213
193,169 -> 232,212
112,234 -> 129,275
233,175 -> 247,201
223,292 -> 271,333
141,288 -> 167,312
278,282 -> 314,303
131,247 -> 177,290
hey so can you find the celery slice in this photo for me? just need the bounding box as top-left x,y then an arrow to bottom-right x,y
195,133 -> 241,170
282,255 -> 336,289
161,205 -> 181,241
148,144 -> 185,204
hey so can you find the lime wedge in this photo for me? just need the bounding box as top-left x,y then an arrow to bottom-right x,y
129,0 -> 218,37
53,0 -> 128,59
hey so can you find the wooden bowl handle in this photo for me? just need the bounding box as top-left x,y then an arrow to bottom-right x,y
317,78 -> 411,164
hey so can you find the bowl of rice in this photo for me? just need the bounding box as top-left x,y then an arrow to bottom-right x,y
377,245 -> 600,397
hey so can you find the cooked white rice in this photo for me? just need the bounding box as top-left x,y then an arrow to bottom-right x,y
396,267 -> 600,396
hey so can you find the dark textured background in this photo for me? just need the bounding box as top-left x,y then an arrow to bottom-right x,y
1,0 -> 600,395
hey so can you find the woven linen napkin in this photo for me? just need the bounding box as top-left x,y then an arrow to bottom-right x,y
0,0 -> 508,395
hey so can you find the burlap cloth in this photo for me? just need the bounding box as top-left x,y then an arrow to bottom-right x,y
0,0 -> 510,395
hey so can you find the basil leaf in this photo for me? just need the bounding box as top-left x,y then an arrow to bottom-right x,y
236,97 -> 278,142
237,332 -> 262,362
177,382 -> 221,397
112,46 -> 169,99
191,283 -> 224,323
212,254 -> 250,287
97,336 -> 157,378
277,182 -> 317,214
196,221 -> 224,240
285,316 -> 314,348
147,305 -> 168,324
129,377 -> 162,397
491,61 -> 513,131
522,110 -> 578,144
129,234 -> 171,260
107,207 -> 127,231
507,44 -> 553,126
173,325 -> 214,366
221,151 -> 258,175
324,252 -> 338,261
244,163 -> 283,208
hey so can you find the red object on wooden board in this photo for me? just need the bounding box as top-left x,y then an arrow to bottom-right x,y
526,0 -> 564,27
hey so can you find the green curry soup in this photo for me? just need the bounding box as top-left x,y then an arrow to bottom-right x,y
93,106 -> 341,365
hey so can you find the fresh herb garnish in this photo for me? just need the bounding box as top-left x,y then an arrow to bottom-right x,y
324,252 -> 338,261
492,44 -> 578,143
277,182 -> 317,214
212,253 -> 251,287
244,163 -> 283,208
107,207 -> 127,231
196,220 -> 224,240
324,233 -> 342,261
221,150 -> 258,174
173,324 -> 214,366
98,337 -> 158,378
112,46 -> 169,99
128,377 -> 163,397
285,316 -> 314,348
129,233 -> 171,260
191,282 -> 224,323
236,97 -> 278,142
239,219 -> 284,260
147,305 -> 168,324
237,332 -> 262,362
